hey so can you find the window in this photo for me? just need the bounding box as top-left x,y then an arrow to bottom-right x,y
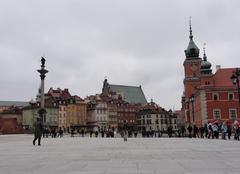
229,109 -> 237,119
174,119 -> 177,124
161,119 -> 164,124
205,81 -> 210,85
212,93 -> 219,101
228,93 -> 234,101
213,109 -> 221,119
165,119 -> 168,124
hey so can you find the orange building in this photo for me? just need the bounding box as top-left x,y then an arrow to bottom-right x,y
67,96 -> 87,130
181,23 -> 240,126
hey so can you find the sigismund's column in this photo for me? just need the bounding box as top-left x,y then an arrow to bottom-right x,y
37,57 -> 48,123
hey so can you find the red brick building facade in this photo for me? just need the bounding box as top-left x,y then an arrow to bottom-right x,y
182,23 -> 240,126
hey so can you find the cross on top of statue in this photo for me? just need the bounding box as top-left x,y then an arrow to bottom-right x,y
41,57 -> 46,67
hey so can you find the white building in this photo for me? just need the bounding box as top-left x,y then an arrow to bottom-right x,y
137,101 -> 177,132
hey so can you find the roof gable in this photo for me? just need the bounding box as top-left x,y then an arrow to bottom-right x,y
213,68 -> 235,87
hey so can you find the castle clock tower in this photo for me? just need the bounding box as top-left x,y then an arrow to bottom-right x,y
183,20 -> 202,99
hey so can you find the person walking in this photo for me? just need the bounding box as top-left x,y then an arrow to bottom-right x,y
234,124 -> 240,141
187,124 -> 193,138
33,118 -> 43,146
101,129 -> 104,138
167,125 -> 173,138
81,128 -> 84,137
207,123 -> 213,139
204,123 -> 208,138
221,122 -> 227,140
193,124 -> 199,138
181,125 -> 186,137
199,125 -> 205,138
227,125 -> 232,140
123,130 -> 127,142
71,128 -> 75,137
59,128 -> 63,138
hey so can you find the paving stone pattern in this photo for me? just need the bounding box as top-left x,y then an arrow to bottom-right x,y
0,134 -> 239,174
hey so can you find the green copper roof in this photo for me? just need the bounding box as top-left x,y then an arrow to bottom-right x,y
185,20 -> 200,58
0,101 -> 29,106
201,48 -> 212,74
109,84 -> 147,104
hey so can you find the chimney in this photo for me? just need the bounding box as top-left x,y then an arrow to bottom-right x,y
216,65 -> 221,71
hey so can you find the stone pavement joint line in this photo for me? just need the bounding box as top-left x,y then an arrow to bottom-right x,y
0,134 -> 239,174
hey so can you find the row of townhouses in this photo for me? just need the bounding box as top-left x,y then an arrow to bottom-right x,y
0,79 -> 178,134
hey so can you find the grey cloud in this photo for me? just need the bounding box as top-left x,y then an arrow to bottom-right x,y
0,0 -> 240,109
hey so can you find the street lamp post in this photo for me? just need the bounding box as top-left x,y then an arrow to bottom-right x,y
230,68 -> 240,106
189,95 -> 195,123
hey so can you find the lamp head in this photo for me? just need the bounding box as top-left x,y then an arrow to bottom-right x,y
231,73 -> 237,85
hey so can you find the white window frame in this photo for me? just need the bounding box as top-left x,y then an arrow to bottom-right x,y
229,108 -> 237,119
213,109 -> 221,119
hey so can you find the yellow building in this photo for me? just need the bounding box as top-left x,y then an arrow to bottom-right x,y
67,96 -> 87,130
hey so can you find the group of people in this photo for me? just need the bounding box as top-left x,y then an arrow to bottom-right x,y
69,128 -> 117,138
185,122 -> 240,140
33,120 -> 240,146
42,127 -> 64,138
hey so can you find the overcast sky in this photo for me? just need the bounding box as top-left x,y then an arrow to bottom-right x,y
0,0 -> 240,110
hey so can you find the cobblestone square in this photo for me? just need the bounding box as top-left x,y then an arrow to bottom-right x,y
0,134 -> 240,174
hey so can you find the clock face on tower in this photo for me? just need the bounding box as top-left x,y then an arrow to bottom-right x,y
190,64 -> 197,72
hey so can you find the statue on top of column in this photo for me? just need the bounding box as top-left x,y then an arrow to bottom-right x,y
41,57 -> 46,67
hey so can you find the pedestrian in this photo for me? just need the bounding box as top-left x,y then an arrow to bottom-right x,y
204,123 -> 208,138
212,123 -> 219,139
59,128 -> 63,138
33,118 -> 43,146
81,128 -> 84,137
90,130 -> 93,137
46,128 -> 49,138
221,122 -> 227,140
123,130 -> 127,142
101,129 -> 104,138
71,129 -> 74,137
181,126 -> 186,137
199,125 -> 205,138
187,124 -> 193,138
167,125 -> 173,138
193,124 -> 199,138
207,123 -> 213,139
134,131 -> 138,138
234,125 -> 240,141
42,127 -> 46,138
95,130 -> 98,137
227,125 -> 232,140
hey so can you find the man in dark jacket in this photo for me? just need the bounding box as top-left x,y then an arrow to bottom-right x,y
187,124 -> 193,138
33,118 -> 43,146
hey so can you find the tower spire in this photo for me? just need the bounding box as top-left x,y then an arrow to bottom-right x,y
203,43 -> 207,61
189,16 -> 193,40
185,17 -> 199,58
